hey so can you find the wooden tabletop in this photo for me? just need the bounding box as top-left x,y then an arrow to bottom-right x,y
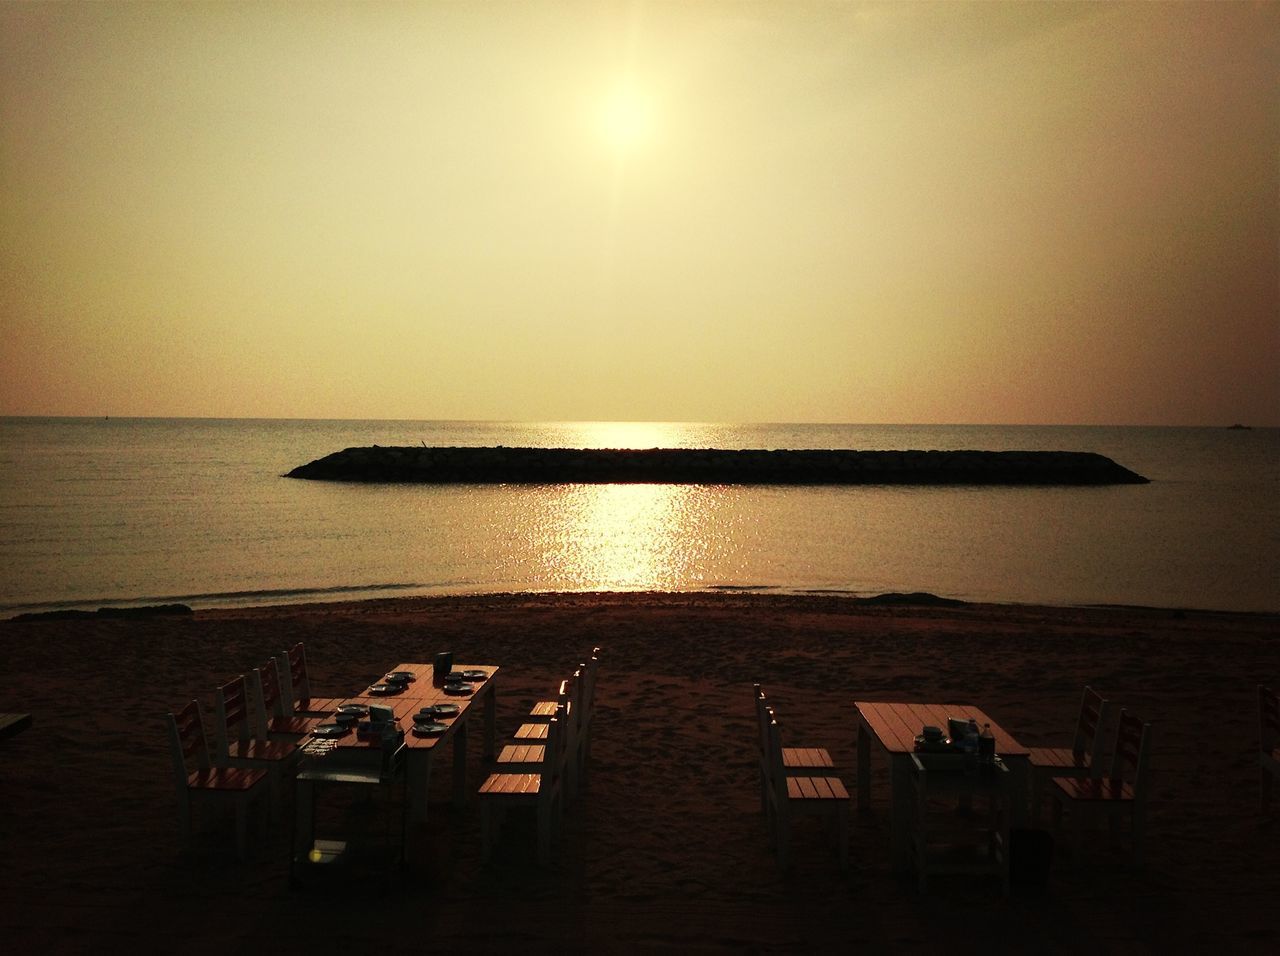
854,700 -> 1028,758
318,663 -> 498,751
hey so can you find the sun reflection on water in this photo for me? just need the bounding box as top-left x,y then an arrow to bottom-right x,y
541,483 -> 725,591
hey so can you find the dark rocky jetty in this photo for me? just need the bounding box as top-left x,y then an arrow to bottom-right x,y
285,446 -> 1149,485
8,604 -> 193,623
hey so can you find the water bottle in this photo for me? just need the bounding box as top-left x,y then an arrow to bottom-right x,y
963,717 -> 979,769
979,722 -> 996,767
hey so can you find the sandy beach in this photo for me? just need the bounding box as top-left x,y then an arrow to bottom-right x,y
2,591 -> 1278,953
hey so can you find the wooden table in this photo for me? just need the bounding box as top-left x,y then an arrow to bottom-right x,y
294,662 -> 499,860
854,700 -> 1030,871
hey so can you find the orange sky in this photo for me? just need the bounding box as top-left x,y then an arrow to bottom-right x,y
1,1 -> 1276,425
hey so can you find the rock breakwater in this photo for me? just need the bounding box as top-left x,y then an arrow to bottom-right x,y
285,447 -> 1149,485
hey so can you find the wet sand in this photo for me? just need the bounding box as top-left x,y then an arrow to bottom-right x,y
1,591 -> 1277,952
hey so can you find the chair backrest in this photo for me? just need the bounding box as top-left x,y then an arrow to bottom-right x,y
765,711 -> 788,803
753,684 -> 770,754
247,660 -> 286,738
279,642 -> 311,708
1260,685 -> 1280,753
215,675 -> 253,758
167,699 -> 211,785
564,671 -> 581,738
1073,685 -> 1112,771
257,657 -> 288,719
542,706 -> 567,800
579,647 -> 601,718
1108,709 -> 1153,797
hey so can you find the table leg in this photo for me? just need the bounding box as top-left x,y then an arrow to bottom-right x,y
408,750 -> 432,825
453,720 -> 469,809
483,684 -> 497,760
890,754 -> 912,872
294,777 -> 315,860
857,719 -> 872,810
1004,754 -> 1031,826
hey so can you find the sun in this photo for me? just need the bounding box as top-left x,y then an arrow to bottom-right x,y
599,85 -> 653,151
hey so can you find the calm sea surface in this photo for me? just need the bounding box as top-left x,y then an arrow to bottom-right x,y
0,418 -> 1276,616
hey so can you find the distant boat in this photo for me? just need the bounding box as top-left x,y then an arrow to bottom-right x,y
1227,423 -> 1252,430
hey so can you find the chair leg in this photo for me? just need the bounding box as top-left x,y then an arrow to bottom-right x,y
1070,802 -> 1084,866
835,806 -> 850,872
775,811 -> 791,872
176,796 -> 193,852
762,790 -> 777,846
537,801 -> 552,865
577,741 -> 590,793
1131,806 -> 1145,867
235,801 -> 250,861
480,803 -> 495,862
1263,767 -> 1272,814
265,765 -> 284,824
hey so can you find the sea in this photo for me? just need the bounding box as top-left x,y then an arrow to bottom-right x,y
0,418 -> 1276,617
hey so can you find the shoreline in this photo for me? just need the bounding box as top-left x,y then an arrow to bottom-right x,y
2,591 -> 1277,950
7,585 -> 1276,623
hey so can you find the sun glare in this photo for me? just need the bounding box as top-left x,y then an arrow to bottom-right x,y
599,86 -> 653,151
565,421 -> 686,449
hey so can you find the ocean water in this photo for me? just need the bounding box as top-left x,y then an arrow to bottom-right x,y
0,418 -> 1276,616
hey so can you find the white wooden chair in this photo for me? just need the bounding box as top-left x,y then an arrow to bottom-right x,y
498,675 -> 583,795
526,647 -> 600,724
1027,685 -> 1112,823
753,685 -> 836,816
249,657 -> 321,742
764,713 -> 849,872
574,648 -> 600,791
275,642 -> 340,717
166,699 -> 268,859
479,707 -> 567,864
1259,685 -> 1280,813
1049,709 -> 1153,865
908,753 -> 1011,894
213,674 -> 300,819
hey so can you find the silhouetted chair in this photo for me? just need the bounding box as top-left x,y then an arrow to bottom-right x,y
525,649 -> 597,725
574,647 -> 601,792
1049,709 -> 1153,865
479,708 -> 567,864
753,685 -> 836,816
276,642 -> 340,717
166,699 -> 268,859
249,657 -> 321,742
1027,685 -> 1112,822
501,673 -> 588,798
764,712 -> 849,872
213,674 -> 300,819
1259,685 -> 1280,813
